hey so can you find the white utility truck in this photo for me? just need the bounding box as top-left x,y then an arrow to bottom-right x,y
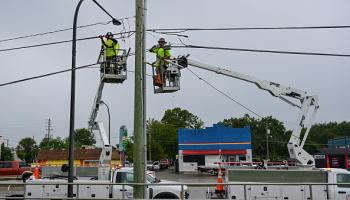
25,167 -> 189,199
214,168 -> 350,200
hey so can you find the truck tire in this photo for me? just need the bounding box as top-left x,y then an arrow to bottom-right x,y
22,173 -> 32,182
153,192 -> 179,199
5,194 -> 23,200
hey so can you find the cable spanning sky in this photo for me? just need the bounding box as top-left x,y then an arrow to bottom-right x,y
0,0 -> 349,147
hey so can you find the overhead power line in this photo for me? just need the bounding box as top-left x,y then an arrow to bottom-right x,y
0,16 -> 135,43
148,25 -> 350,32
173,44 -> 350,58
0,31 -> 135,53
0,63 -> 98,87
185,67 -> 263,118
0,52 -> 135,87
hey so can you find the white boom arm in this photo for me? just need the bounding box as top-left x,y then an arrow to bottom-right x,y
88,80 -> 112,179
177,56 -> 319,166
88,79 -> 105,128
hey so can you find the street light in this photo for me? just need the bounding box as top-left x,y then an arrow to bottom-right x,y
99,100 -> 111,143
68,0 -> 120,197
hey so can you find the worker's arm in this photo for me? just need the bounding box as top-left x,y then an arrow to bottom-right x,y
149,45 -> 158,53
99,35 -> 107,47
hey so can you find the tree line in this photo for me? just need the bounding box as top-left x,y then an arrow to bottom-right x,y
4,107 -> 350,163
2,129 -> 96,163
125,107 -> 350,162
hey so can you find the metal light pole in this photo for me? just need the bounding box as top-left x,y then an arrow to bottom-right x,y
99,100 -> 111,143
69,0 -> 120,197
266,128 -> 270,160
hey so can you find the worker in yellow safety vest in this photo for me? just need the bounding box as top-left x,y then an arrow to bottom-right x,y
150,38 -> 171,86
99,32 -> 120,72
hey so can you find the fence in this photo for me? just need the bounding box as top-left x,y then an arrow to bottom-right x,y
1,182 -> 349,200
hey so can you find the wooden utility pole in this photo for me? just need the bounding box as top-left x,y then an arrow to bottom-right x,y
134,0 -> 145,198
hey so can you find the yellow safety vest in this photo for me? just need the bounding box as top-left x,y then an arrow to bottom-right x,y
151,47 -> 171,67
102,39 -> 120,58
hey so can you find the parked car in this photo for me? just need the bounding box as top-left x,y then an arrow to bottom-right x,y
0,161 -> 34,181
152,161 -> 160,171
159,159 -> 170,169
146,161 -> 160,171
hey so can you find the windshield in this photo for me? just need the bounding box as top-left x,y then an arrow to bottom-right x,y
337,173 -> 350,188
146,174 -> 160,183
115,172 -> 160,184
147,161 -> 153,165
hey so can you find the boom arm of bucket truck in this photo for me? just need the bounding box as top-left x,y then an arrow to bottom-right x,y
88,80 -> 112,179
177,56 -> 319,166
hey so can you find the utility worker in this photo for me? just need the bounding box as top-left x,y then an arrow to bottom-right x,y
99,32 -> 120,73
150,38 -> 171,86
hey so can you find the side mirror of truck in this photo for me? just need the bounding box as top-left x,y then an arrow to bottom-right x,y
61,164 -> 69,172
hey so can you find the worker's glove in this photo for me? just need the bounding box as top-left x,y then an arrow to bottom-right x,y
150,45 -> 157,52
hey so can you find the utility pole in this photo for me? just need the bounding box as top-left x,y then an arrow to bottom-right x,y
142,0 -> 148,196
46,118 -> 53,140
134,0 -> 145,198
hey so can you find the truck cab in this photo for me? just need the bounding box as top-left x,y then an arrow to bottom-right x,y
325,168 -> 350,200
111,167 -> 189,199
0,161 -> 33,181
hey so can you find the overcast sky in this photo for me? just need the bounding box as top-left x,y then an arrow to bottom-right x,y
1,0 -> 349,148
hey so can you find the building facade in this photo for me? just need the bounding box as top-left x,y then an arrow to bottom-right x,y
37,147 -> 120,167
315,136 -> 349,170
178,124 -> 252,172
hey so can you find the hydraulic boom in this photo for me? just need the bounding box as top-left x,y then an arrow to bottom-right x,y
177,56 -> 319,166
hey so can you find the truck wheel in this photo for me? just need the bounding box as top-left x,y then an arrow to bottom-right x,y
153,192 -> 179,199
6,195 -> 23,200
22,173 -> 32,182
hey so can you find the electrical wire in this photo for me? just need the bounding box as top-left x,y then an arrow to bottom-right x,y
0,16 -> 135,43
0,31 -> 135,53
0,63 -> 98,87
185,67 -> 263,118
173,44 -> 350,58
148,25 -> 350,32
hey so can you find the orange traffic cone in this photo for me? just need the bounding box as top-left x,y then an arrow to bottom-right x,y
34,166 -> 40,179
215,165 -> 225,197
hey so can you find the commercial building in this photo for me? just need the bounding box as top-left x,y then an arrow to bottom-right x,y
37,146 -> 120,167
178,124 -> 252,172
314,136 -> 349,170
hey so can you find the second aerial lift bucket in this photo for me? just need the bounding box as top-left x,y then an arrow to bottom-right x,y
151,59 -> 181,94
98,48 -> 131,84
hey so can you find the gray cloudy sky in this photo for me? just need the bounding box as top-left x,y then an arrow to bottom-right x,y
1,0 -> 349,147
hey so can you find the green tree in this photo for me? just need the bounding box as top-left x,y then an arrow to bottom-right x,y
221,114 -> 289,160
1,144 -> 14,161
147,108 -> 204,161
74,128 -> 96,148
305,121 -> 350,154
124,139 -> 134,162
39,137 -> 67,150
161,107 -> 204,129
16,137 -> 38,163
